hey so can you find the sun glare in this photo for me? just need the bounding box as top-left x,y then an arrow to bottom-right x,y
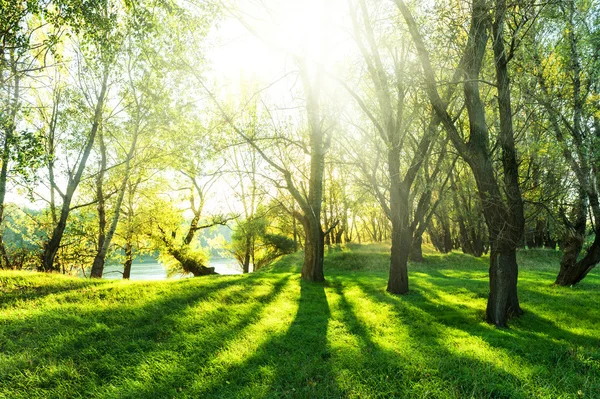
209,0 -> 347,87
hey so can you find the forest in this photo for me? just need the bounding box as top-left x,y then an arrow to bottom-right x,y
1,0 -> 599,397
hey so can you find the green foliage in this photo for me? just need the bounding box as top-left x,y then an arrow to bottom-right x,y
263,233 -> 296,255
2,206 -> 42,269
230,215 -> 296,271
0,245 -> 598,398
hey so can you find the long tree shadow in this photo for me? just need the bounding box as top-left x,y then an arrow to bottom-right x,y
0,274 -> 292,399
195,279 -> 336,398
353,278 -> 600,397
351,279 -> 533,398
0,276 -> 97,309
328,281 -> 410,397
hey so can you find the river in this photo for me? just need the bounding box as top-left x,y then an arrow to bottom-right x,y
101,257 -> 242,280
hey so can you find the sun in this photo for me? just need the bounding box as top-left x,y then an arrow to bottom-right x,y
208,0 -> 348,87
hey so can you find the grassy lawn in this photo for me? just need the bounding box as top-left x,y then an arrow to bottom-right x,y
1,244 -> 599,398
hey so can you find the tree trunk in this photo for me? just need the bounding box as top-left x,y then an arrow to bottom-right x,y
301,216 -> 325,282
123,240 -> 133,279
242,235 -> 251,274
0,61 -> 20,269
556,234 -> 600,286
91,118 -> 138,278
556,187 -> 600,285
387,218 -> 410,294
41,70 -> 109,272
409,234 -> 423,262
556,189 -> 587,284
395,0 -> 525,326
90,130 -> 107,278
486,243 -> 523,326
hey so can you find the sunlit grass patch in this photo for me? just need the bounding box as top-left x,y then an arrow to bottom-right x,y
0,244 -> 598,398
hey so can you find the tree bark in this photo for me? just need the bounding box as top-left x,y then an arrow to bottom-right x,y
486,243 -> 522,327
301,215 -> 325,282
409,235 -> 423,262
556,187 -> 600,285
90,130 -> 107,278
90,120 -> 139,278
242,235 -> 251,274
556,234 -> 600,285
123,240 -> 133,279
0,55 -> 20,269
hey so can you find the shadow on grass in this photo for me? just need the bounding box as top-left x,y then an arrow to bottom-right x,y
0,274 -> 291,399
352,277 -> 599,397
348,279 -> 530,398
0,276 -> 96,309
195,280 -> 336,398
329,282 -> 409,397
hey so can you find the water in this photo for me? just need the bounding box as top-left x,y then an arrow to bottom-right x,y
102,257 -> 242,280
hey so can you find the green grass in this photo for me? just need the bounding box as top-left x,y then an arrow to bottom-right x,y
1,244 -> 599,398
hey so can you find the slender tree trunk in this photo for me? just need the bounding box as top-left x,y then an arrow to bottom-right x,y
90,131 -> 107,278
292,204 -> 298,249
242,235 -> 251,274
0,125 -> 13,268
91,124 -> 138,278
0,59 -> 20,269
41,70 -> 109,272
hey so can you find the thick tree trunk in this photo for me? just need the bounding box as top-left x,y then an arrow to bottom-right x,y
556,189 -> 587,284
409,234 -> 423,262
486,243 -> 523,326
387,219 -> 410,294
170,248 -> 215,277
556,187 -> 599,285
301,217 -> 325,282
335,228 -> 343,245
472,228 -> 485,257
556,234 -> 600,285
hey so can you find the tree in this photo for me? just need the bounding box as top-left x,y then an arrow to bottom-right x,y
527,0 -> 600,285
40,0 -> 121,272
0,0 -> 52,268
395,0 -> 528,326
341,0 -> 458,293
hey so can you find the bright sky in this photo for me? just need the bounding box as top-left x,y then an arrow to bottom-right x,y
207,0 -> 352,92
200,0 -> 354,215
